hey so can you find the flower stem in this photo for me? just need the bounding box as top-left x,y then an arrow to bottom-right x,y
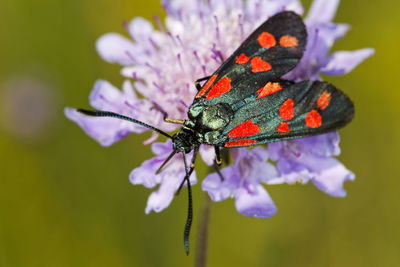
195,191 -> 212,267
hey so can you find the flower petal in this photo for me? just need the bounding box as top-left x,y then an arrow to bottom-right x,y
202,166 -> 238,202
129,140 -> 176,188
235,147 -> 278,185
129,158 -> 162,189
275,158 -> 313,184
162,0 -> 199,17
129,139 -> 197,213
318,23 -> 350,46
145,166 -> 197,213
311,158 -> 355,197
89,80 -> 132,111
296,132 -> 341,157
96,33 -> 137,65
127,17 -> 154,43
151,139 -> 174,155
145,173 -> 183,214
235,185 -> 277,218
65,107 -> 131,146
306,0 -> 339,25
321,48 -> 375,75
199,145 -> 215,166
143,132 -> 159,145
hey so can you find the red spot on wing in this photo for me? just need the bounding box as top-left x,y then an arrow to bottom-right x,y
256,82 -> 283,99
279,35 -> 298,48
235,53 -> 250,64
196,74 -> 218,98
228,120 -> 261,138
257,32 -> 276,48
279,99 -> 294,121
305,110 -> 322,128
317,91 -> 331,110
251,57 -> 272,73
225,139 -> 256,147
277,122 -> 290,133
206,77 -> 232,100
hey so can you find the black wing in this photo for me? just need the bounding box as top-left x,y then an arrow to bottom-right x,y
192,11 -> 307,105
203,81 -> 354,147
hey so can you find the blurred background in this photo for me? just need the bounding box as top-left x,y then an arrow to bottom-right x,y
0,0 -> 399,266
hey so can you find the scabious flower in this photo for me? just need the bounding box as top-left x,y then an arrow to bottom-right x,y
65,0 -> 373,216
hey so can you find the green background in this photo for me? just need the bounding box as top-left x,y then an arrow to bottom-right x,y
0,0 -> 398,266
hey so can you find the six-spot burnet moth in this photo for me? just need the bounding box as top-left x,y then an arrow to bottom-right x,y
76,11 -> 354,254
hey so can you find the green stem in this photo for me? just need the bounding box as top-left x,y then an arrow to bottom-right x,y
194,191 -> 212,267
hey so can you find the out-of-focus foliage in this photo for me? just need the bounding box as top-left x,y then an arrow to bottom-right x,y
0,0 -> 399,266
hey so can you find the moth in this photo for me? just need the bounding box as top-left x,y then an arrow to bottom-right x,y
77,11 -> 354,254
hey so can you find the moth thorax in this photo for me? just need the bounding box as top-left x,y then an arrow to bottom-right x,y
196,103 -> 233,132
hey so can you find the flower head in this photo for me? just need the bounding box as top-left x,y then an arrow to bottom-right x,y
66,0 -> 373,216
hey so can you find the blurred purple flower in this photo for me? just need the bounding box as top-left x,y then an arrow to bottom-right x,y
1,75 -> 56,141
66,0 -> 373,216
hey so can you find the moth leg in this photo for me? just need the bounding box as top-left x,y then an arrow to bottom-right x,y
151,102 -> 185,124
213,161 -> 225,182
155,150 -> 177,174
176,147 -> 199,196
214,146 -> 222,166
195,76 -> 211,91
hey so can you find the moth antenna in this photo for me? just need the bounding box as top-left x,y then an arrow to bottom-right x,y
77,109 -> 172,139
181,147 -> 199,255
213,161 -> 225,182
184,173 -> 193,255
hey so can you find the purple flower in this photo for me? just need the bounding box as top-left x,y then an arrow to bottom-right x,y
130,139 -> 197,213
202,147 -> 279,218
268,132 -> 355,197
65,0 -> 373,217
